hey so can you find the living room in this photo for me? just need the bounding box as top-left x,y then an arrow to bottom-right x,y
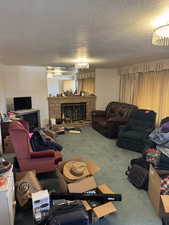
1,1 -> 169,225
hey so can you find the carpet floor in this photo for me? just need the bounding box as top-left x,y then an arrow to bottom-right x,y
8,126 -> 161,225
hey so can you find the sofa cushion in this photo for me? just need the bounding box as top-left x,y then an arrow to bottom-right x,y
120,130 -> 146,140
128,120 -> 153,131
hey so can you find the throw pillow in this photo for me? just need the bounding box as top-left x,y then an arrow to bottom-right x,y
15,170 -> 42,207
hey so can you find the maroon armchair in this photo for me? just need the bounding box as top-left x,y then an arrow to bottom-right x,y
92,102 -> 138,138
9,121 -> 62,173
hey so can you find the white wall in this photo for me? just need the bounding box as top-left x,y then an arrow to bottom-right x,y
47,77 -> 63,96
47,77 -> 76,96
1,65 -> 49,127
95,68 -> 120,110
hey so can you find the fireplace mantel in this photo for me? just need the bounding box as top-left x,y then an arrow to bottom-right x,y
48,96 -> 96,121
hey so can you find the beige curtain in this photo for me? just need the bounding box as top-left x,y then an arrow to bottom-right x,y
120,70 -> 169,125
78,79 -> 83,93
77,78 -> 95,94
135,72 -> 161,110
76,68 -> 95,79
63,80 -> 74,91
157,71 -> 169,123
119,73 -> 139,104
134,71 -> 162,124
120,58 -> 169,75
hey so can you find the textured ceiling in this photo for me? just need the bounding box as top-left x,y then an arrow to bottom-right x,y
0,0 -> 169,67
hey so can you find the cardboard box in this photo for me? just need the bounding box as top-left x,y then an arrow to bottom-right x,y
68,176 -> 117,220
51,126 -> 65,135
148,165 -> 169,216
52,125 -> 65,132
58,158 -> 117,220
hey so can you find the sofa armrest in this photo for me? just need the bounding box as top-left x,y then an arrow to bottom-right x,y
92,110 -> 106,117
30,150 -> 55,158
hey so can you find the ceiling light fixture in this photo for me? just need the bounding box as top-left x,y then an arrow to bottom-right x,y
152,24 -> 169,46
47,66 -> 76,78
46,66 -> 65,78
75,62 -> 89,69
74,58 -> 89,69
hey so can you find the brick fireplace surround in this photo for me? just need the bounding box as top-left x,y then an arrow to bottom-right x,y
48,96 -> 96,121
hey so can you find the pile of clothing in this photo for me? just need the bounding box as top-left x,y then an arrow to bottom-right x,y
30,128 -> 63,152
126,117 -> 169,194
148,119 -> 169,170
145,119 -> 169,194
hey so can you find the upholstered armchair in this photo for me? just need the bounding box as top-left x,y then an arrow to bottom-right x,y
9,121 -> 62,173
117,109 -> 156,153
92,102 -> 138,138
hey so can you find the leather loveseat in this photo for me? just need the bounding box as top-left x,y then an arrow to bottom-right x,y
92,101 -> 137,138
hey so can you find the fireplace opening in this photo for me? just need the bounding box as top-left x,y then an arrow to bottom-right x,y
61,102 -> 86,122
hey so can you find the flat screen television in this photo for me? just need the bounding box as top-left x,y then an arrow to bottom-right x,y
13,96 -> 32,111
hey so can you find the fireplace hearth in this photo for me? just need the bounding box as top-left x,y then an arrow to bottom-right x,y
61,102 -> 86,121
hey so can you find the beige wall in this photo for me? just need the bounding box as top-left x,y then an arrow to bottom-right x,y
0,65 -> 49,127
95,68 -> 120,110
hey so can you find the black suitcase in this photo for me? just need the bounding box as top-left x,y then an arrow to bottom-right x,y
47,200 -> 89,225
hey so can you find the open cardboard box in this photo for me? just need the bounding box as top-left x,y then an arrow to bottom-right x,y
68,176 -> 117,220
58,158 -> 117,220
148,164 -> 169,216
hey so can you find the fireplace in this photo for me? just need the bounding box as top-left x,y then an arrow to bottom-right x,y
61,102 -> 86,121
48,96 -> 96,121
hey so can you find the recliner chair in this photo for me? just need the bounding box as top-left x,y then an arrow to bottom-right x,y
9,121 -> 62,173
92,102 -> 137,138
117,109 -> 156,153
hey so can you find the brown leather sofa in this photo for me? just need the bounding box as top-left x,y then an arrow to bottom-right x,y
92,102 -> 138,138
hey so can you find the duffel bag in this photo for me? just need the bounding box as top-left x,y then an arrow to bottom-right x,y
125,164 -> 149,190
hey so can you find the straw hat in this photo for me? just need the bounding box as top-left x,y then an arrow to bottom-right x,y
63,161 -> 90,181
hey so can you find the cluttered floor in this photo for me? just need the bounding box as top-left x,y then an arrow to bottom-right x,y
5,126 -> 161,225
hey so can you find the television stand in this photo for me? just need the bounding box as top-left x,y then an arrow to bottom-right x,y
12,109 -> 40,131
